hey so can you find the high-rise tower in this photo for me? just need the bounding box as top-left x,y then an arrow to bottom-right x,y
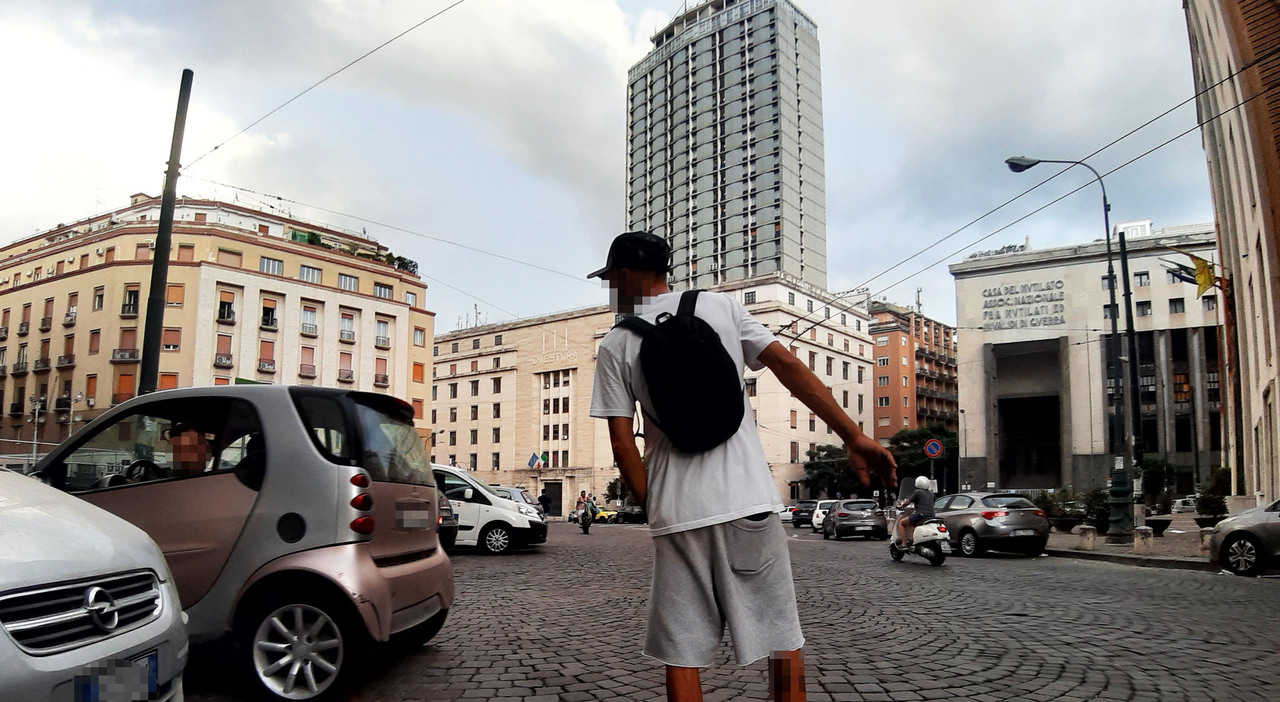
626,0 -> 826,290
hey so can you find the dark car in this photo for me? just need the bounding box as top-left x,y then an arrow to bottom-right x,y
821,499 -> 889,540
437,491 -> 458,550
1210,497 -> 1280,576
616,505 -> 647,524
936,493 -> 1050,556
791,499 -> 819,528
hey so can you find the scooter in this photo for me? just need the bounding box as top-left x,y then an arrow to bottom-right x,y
580,503 -> 595,534
887,478 -> 950,566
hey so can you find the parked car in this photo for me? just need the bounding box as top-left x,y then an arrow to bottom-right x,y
616,505 -> 648,524
821,499 -> 889,540
935,493 -> 1050,557
1172,495 -> 1199,514
810,499 -> 839,533
433,464 -> 547,553
36,386 -> 455,700
437,491 -> 458,550
791,500 -> 819,528
777,505 -> 794,523
1210,497 -> 1280,576
490,485 -> 542,517
0,468 -> 188,702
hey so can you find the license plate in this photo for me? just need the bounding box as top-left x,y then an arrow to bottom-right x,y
855,526 -> 871,531
1013,529 -> 1036,537
75,650 -> 158,702
940,543 -> 952,552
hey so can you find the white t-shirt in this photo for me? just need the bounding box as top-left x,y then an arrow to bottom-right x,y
589,290 -> 783,537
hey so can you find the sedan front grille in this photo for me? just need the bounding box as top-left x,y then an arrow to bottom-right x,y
0,571 -> 162,655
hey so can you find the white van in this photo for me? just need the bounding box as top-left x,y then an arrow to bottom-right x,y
431,464 -> 547,554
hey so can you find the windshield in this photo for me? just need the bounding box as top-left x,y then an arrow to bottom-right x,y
982,495 -> 1037,509
797,501 -> 817,508
351,397 -> 434,487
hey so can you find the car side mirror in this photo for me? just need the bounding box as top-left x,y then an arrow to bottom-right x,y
463,487 -> 473,501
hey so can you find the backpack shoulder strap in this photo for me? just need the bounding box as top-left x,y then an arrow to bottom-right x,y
676,289 -> 702,319
616,315 -> 654,335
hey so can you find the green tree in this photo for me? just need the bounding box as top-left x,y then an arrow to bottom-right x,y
803,444 -> 856,499
887,425 -> 958,493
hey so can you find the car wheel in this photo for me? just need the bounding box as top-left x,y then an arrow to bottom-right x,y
241,594 -> 362,701
391,609 -> 448,650
1223,534 -> 1265,576
833,530 -> 843,541
481,524 -> 513,554
959,530 -> 983,557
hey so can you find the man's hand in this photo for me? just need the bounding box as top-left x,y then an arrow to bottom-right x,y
846,431 -> 897,489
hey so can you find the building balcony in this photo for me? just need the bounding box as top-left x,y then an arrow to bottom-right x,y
8,402 -> 23,416
112,392 -> 133,406
375,336 -> 391,350
298,363 -> 317,379
0,326 -> 7,340
53,396 -> 72,412
257,359 -> 276,373
110,348 -> 140,363
120,303 -> 138,319
373,373 -> 390,388
300,323 -> 318,338
337,369 -> 354,383
0,364 -> 6,378
17,322 -> 29,336
339,329 -> 356,343
10,361 -> 28,376
38,316 -> 52,332
217,310 -> 235,325
32,357 -> 51,373
62,312 -> 76,327
260,316 -> 278,332
213,353 -> 234,369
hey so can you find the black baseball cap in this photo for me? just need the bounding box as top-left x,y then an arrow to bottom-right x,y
587,231 -> 671,279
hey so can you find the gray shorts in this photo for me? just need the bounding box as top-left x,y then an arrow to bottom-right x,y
644,513 -> 804,668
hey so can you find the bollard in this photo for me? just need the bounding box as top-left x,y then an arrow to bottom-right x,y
1076,525 -> 1097,551
1199,527 -> 1215,555
1133,526 -> 1154,555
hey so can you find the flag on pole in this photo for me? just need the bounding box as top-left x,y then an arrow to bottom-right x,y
1191,254 -> 1214,297
528,452 -> 542,469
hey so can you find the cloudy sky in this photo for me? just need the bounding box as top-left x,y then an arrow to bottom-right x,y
0,0 -> 1212,330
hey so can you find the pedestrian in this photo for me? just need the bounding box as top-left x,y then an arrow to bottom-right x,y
538,489 -> 552,516
588,231 -> 897,702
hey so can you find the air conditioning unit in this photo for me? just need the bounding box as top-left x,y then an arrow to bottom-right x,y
0,278 -> 8,284
66,256 -> 74,263
25,270 -> 32,277
45,265 -> 55,275
95,248 -> 103,256
145,239 -> 155,249
85,398 -> 95,408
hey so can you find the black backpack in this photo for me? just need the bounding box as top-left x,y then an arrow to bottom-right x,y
616,290 -> 745,453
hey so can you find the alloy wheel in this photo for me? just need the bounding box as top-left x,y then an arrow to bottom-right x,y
1226,537 -> 1259,575
484,526 -> 511,554
251,603 -> 344,699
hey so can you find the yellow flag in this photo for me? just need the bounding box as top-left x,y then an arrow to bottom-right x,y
1192,255 -> 1214,297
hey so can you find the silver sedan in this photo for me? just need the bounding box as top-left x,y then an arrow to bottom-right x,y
936,493 -> 1050,557
1210,498 -> 1280,576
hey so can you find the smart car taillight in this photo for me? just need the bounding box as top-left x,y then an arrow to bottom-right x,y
350,474 -> 370,488
349,516 -> 375,534
937,525 -> 948,532
350,494 -> 372,511
980,510 -> 1008,520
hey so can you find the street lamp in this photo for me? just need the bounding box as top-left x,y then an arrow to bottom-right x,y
27,394 -> 47,467
959,408 -> 967,489
1006,156 -> 1139,541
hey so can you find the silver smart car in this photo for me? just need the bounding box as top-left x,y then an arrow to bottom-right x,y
0,468 -> 187,701
36,385 -> 454,700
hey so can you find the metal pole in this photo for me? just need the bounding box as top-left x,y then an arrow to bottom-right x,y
139,69 -> 193,395
1114,224 -> 1140,540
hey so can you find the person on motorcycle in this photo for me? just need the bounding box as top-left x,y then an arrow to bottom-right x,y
895,476 -> 936,548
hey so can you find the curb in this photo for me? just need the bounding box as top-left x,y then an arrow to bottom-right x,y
1045,547 -> 1220,573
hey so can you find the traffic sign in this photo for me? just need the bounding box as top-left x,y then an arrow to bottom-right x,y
923,438 -> 944,459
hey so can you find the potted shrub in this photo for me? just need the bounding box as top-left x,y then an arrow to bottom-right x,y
1194,467 -> 1231,528
1044,490 -> 1082,533
1082,487 -> 1111,535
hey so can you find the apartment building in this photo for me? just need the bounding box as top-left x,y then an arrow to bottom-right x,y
626,0 -> 828,290
430,272 -> 873,515
0,194 -> 433,458
868,301 -> 959,445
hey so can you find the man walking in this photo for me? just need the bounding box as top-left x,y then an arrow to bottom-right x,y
588,232 -> 896,702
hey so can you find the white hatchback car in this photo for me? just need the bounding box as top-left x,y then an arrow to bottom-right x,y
811,499 -> 839,533
0,469 -> 187,701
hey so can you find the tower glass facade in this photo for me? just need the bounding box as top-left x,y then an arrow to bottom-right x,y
626,0 -> 826,290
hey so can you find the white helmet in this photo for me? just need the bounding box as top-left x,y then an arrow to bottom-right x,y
914,476 -> 931,490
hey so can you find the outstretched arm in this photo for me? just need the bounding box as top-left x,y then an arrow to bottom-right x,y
606,415 -> 648,509
757,341 -> 897,488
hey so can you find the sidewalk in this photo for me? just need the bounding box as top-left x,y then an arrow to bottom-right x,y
1044,513 -> 1220,572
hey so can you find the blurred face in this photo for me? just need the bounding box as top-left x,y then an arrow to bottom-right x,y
172,427 -> 210,473
602,269 -> 666,313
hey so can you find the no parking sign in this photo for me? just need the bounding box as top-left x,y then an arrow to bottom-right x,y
923,438 -> 944,459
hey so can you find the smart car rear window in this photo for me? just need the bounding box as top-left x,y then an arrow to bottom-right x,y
351,396 -> 434,487
982,495 -> 1037,509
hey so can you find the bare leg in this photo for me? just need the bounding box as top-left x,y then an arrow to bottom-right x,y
896,516 -> 911,546
769,649 -> 806,701
667,665 -> 703,702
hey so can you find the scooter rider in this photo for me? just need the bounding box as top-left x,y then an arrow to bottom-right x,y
895,476 -> 936,548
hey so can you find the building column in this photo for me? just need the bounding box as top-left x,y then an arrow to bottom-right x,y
1156,330 -> 1174,456
1059,336 -> 1072,489
983,342 -> 998,490
1189,327 -> 1210,487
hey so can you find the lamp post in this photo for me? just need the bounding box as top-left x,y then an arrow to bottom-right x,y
959,408 -> 967,489
28,394 -> 46,467
1006,156 -> 1137,541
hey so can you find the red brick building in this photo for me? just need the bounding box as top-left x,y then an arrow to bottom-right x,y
869,301 -> 958,445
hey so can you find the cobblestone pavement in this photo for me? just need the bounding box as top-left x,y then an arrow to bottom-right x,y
187,520 -> 1280,701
